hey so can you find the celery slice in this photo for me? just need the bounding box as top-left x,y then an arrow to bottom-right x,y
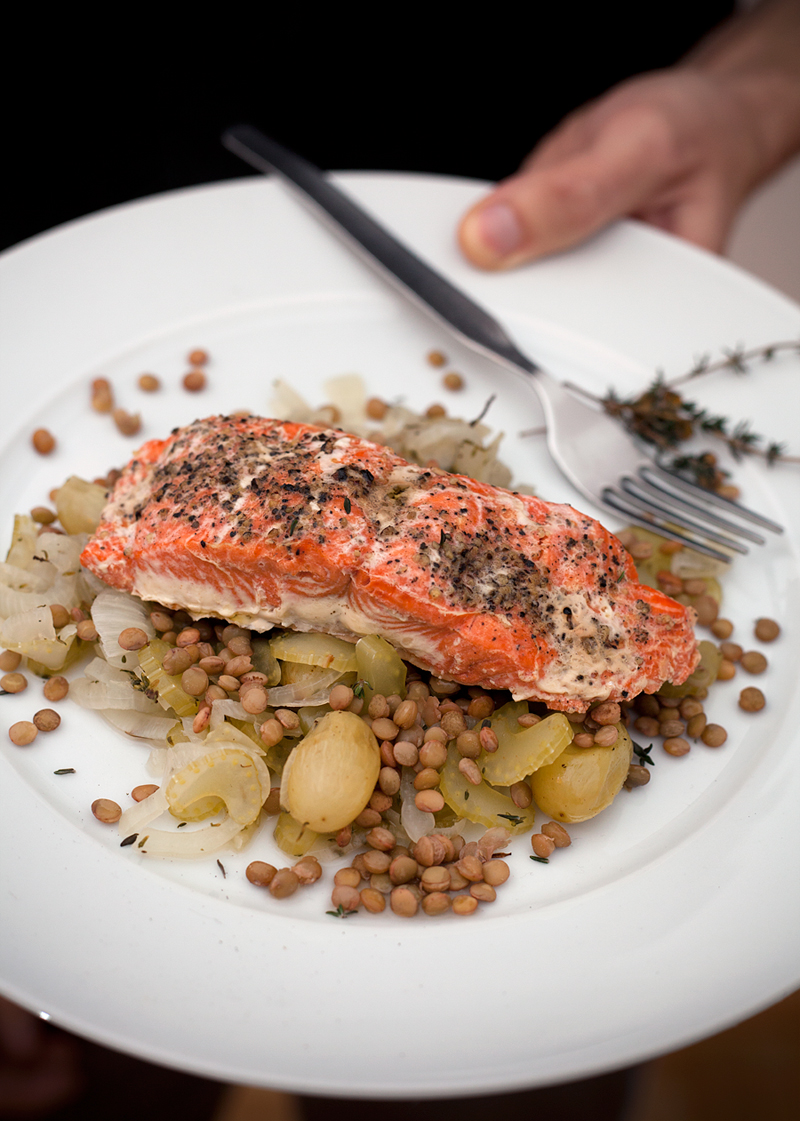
137,638 -> 198,717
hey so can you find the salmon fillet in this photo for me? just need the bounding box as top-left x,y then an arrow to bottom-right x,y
81,414 -> 699,712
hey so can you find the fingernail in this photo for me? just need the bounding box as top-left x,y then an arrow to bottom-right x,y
473,202 -> 523,258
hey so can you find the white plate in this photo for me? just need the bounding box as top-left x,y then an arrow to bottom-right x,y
1,174 -> 799,1098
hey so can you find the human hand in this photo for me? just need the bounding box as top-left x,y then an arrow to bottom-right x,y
458,0 -> 800,269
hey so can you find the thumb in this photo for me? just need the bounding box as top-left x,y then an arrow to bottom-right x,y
458,109 -> 675,268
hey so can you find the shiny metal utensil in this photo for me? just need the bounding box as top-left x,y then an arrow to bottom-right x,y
222,124 -> 782,560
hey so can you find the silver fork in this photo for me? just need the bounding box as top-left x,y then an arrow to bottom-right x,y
223,125 -> 783,562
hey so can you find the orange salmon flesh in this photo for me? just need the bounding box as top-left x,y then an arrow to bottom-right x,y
81,415 -> 700,712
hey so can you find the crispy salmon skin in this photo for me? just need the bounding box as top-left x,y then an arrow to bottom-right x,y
81,415 -> 699,712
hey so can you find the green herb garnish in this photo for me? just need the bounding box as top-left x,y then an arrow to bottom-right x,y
53,768 -> 75,775
344,497 -> 351,514
530,855 -> 550,864
326,904 -> 357,919
633,740 -> 655,766
120,833 -> 138,848
498,812 -> 524,825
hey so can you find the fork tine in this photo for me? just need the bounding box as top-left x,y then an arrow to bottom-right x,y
632,468 -> 767,545
644,463 -> 783,534
617,478 -> 752,552
602,487 -> 745,561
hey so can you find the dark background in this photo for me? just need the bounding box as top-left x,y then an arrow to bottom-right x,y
4,4 -> 734,253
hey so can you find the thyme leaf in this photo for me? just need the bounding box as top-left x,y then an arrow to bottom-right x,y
632,740 -> 655,767
530,855 -> 550,864
498,812 -> 524,825
53,767 -> 76,775
326,904 -> 357,919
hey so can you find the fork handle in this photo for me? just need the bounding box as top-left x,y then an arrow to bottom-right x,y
223,125 -> 541,378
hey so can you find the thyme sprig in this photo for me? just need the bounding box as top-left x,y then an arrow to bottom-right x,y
599,339 -> 800,485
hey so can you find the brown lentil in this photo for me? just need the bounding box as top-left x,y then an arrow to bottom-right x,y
442,372 -> 464,391
371,716 -> 399,741
717,659 -> 736,681
293,857 -> 323,885
739,687 -> 766,712
686,713 -> 707,738
663,737 -> 690,756
458,757 -> 482,785
541,821 -> 572,847
720,641 -> 744,662
470,882 -> 497,903
334,867 -> 362,888
365,397 -> 389,420
415,789 -> 444,813
112,408 -> 142,437
365,826 -> 396,852
453,730 -> 479,759
452,894 -> 478,916
246,861 -> 277,886
740,651 -> 768,675
679,698 -> 704,720
329,683 -> 354,710
478,726 -> 498,754
92,798 -> 121,823
269,869 -> 300,899
32,708 -> 60,732
241,686 -> 268,715
43,675 -> 68,702
754,618 -> 780,642
420,891 -> 450,915
118,627 -> 149,651
378,767 -> 401,796
162,647 -> 193,675
455,854 -> 484,882
702,724 -> 728,747
392,740 -> 419,766
711,618 -> 734,640
361,887 -> 387,913
393,699 -> 418,728
183,370 -> 207,392
369,791 -> 393,813
413,835 -> 447,866
693,595 -> 719,626
482,859 -> 510,885
418,740 -> 447,769
390,886 -> 419,916
593,725 -> 619,746
624,764 -> 651,788
0,650 -> 21,673
1,673 -> 27,694
441,709 -> 466,738
132,784 -> 159,802
573,732 -> 596,748
136,373 -> 160,392
32,428 -> 56,454
355,807 -> 382,828
634,716 -> 660,737
531,833 -> 555,858
591,701 -> 622,726
659,719 -> 686,739
91,377 -> 114,412
389,855 -> 419,884
510,780 -> 533,808
74,619 -> 97,642
8,721 -> 38,746
259,718 -> 284,747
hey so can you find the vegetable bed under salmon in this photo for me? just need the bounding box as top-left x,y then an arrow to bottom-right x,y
80,415 -> 699,712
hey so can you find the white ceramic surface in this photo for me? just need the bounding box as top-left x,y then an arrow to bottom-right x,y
0,174 -> 799,1097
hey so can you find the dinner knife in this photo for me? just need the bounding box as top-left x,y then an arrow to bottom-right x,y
221,124 -> 544,381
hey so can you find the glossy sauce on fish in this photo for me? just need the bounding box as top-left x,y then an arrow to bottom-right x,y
81,415 -> 699,712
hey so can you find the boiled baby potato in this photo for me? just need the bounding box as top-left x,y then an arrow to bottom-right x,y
280,709 -> 380,832
531,724 -> 633,823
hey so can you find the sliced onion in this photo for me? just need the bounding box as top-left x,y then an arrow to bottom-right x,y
266,668 -> 343,707
0,559 -> 56,594
101,709 -> 180,740
69,676 -> 165,714
209,699 -> 248,730
91,588 -> 155,669
399,767 -> 434,843
118,786 -> 169,835
0,606 -> 77,669
133,816 -> 244,858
